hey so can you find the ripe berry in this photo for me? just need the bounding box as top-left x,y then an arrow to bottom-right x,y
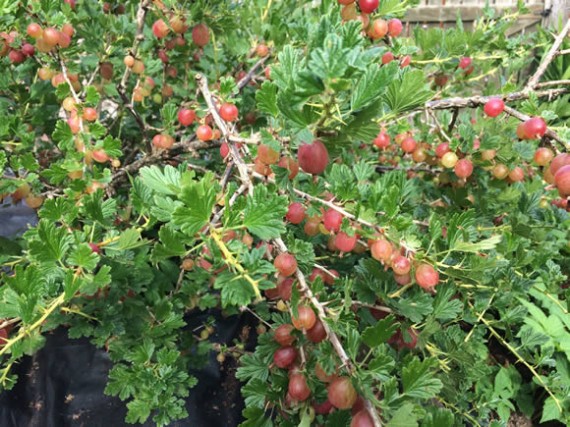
373,131 -> 390,149
458,57 -> 472,70
382,51 -> 394,64
522,117 -> 547,139
550,154 -> 570,175
483,98 -> 505,117
83,107 -> 97,122
387,18 -> 403,37
152,19 -> 169,38
400,55 -> 411,68
277,277 -> 294,301
313,399 -> 334,415
286,202 -> 306,224
219,103 -> 239,122
62,23 -> 74,38
391,255 -> 411,275
170,16 -> 187,34
358,0 -> 379,13
273,346 -> 297,369
371,239 -> 393,263
152,134 -> 174,149
192,23 -> 210,47
454,159 -> 473,179
394,272 -> 411,285
100,62 -> 114,80
323,209 -> 343,233
298,140 -> 329,175
9,50 -> 25,64
274,253 -> 298,277
196,125 -> 213,142
258,144 -> 279,165
304,216 -> 321,237
89,243 -> 101,254
218,142 -> 230,157
351,411 -> 374,427
27,23 -> 43,39
43,27 -> 60,46
306,319 -> 327,343
178,108 -> 196,126
92,149 -> 110,163
327,377 -> 357,410
256,43 -> 269,57
334,231 -> 357,252
369,19 -> 388,39
315,363 -> 336,382
275,324 -> 296,346
401,136 -> 417,153
533,147 -> 554,166
508,167 -> 524,182
20,43 -> 34,56
292,306 -> 317,330
435,142 -> 450,158
554,165 -> 570,197
278,157 -> 299,179
415,263 -> 439,291
289,373 -> 311,401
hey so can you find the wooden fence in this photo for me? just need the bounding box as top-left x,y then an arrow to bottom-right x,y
403,0 -> 570,34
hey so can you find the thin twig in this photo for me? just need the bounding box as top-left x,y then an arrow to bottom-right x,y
525,19 -> 570,91
237,55 -> 270,90
196,73 -> 382,426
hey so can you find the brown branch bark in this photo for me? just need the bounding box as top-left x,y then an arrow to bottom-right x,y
525,19 -> 570,91
237,55 -> 270,90
196,73 -> 382,427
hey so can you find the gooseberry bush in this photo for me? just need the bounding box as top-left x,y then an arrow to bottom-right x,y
1,0 -> 570,426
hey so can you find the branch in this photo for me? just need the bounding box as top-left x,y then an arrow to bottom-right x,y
525,19 -> 570,91
425,87 -> 569,110
196,72 -> 382,426
237,55 -> 270,90
118,0 -> 151,92
109,136 -> 218,189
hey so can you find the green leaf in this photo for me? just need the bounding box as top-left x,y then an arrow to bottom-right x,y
172,174 -> 218,237
402,358 -> 443,399
241,407 -> 272,427
68,243 -> 99,270
308,33 -> 349,81
140,165 -> 182,196
28,220 -> 72,262
452,235 -> 502,253
242,186 -> 287,240
385,70 -> 433,114
386,403 -> 419,427
256,81 -> 279,117
362,315 -> 399,347
540,396 -> 562,423
104,228 -> 147,252
351,62 -> 397,111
